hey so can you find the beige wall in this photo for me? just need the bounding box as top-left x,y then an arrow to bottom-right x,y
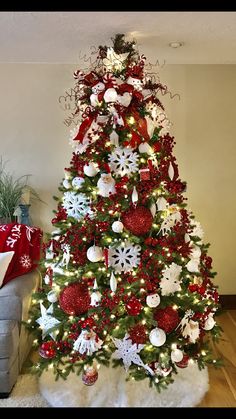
0,63 -> 235,294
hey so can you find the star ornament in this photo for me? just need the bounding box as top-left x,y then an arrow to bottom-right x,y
103,47 -> 129,72
112,333 -> 154,375
36,303 -> 60,340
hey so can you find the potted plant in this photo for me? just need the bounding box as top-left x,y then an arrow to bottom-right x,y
0,157 -> 42,224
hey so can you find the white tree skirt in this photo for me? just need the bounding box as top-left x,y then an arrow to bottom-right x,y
39,363 -> 209,407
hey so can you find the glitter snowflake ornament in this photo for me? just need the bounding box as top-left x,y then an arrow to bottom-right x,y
108,241 -> 141,273
62,192 -> 93,220
108,147 -> 139,177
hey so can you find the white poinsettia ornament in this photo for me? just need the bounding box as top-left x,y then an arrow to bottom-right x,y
160,262 -> 182,296
180,310 -> 200,343
103,47 -> 129,72
97,173 -> 116,197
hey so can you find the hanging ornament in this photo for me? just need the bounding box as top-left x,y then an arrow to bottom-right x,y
168,162 -> 175,180
103,87 -> 118,103
146,293 -> 160,308
117,92 -> 132,107
149,328 -> 166,347
160,263 -> 182,296
36,303 -> 60,340
60,244 -> 71,268
82,364 -> 99,386
87,245 -> 103,262
171,349 -> 184,363
47,290 -> 58,303
90,278 -> 102,307
121,206 -> 153,236
138,142 -> 153,155
175,354 -> 189,369
108,241 -> 141,273
150,202 -> 156,217
156,197 -> 168,211
125,296 -> 142,316
92,81 -> 105,94
132,186 -> 138,204
184,233 -> 190,243
108,147 -> 139,177
83,162 -> 100,177
39,341 -> 56,359
139,168 -> 150,181
203,314 -> 215,331
45,242 -> 54,260
62,192 -> 93,220
110,130 -> 119,146
72,176 -> 85,189
110,271 -> 117,292
154,306 -> 180,333
112,220 -> 124,233
97,173 -> 116,197
59,282 -> 91,315
129,324 -> 148,345
62,178 -> 71,189
73,329 -> 103,355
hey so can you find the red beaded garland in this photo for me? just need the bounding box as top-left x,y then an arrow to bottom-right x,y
154,306 -> 180,333
121,206 -> 153,236
59,282 -> 91,315
129,324 -> 148,344
126,296 -> 142,316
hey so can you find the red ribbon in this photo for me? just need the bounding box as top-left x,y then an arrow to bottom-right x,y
104,248 -> 109,269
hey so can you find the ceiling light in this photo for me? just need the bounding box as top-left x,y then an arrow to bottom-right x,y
169,42 -> 184,48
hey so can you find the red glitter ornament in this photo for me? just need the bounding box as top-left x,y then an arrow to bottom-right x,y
175,354 -> 189,368
154,306 -> 180,333
121,206 -> 153,236
129,324 -> 148,344
126,296 -> 142,316
59,282 -> 91,315
82,365 -> 98,386
39,341 -> 56,359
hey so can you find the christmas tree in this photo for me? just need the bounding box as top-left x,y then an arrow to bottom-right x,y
28,34 -> 222,391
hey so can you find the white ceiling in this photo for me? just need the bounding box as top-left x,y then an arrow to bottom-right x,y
1,11 -> 236,64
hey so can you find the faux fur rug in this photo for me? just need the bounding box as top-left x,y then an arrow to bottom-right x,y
39,363 -> 209,407
0,374 -> 49,407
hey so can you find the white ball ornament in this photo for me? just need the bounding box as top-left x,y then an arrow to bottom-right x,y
146,293 -> 160,308
112,220 -> 124,233
203,315 -> 215,331
87,245 -> 103,262
104,88 -> 118,103
138,142 -> 153,155
149,328 -> 166,347
47,290 -> 58,303
171,349 -> 183,363
83,162 -> 99,177
72,176 -> 85,189
63,179 -> 71,189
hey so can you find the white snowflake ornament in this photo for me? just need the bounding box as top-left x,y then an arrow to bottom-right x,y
108,147 -> 139,177
160,263 -> 182,296
36,303 -> 60,340
108,241 -> 141,273
62,192 -> 93,220
149,328 -> 166,347
112,333 -> 154,375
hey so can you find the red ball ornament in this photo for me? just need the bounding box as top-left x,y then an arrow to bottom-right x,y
39,341 -> 56,359
59,282 -> 91,315
154,306 -> 180,334
121,206 -> 153,236
175,354 -> 189,368
82,366 -> 98,386
129,324 -> 148,344
126,296 -> 142,316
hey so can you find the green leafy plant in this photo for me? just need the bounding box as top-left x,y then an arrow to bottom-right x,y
0,157 -> 42,223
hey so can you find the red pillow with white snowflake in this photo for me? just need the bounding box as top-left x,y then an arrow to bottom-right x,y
0,223 -> 42,287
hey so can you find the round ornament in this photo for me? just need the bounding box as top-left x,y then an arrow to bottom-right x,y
154,306 -> 180,333
203,315 -> 215,331
83,162 -> 99,177
171,349 -> 184,363
175,354 -> 189,369
125,296 -> 142,316
149,328 -> 166,347
138,142 -> 153,155
129,324 -> 148,344
47,290 -> 58,303
59,282 -> 90,315
72,176 -> 85,189
146,293 -> 160,308
87,245 -> 103,262
112,220 -> 124,233
39,342 -> 56,359
121,206 -> 153,236
63,179 -> 71,189
82,366 -> 98,386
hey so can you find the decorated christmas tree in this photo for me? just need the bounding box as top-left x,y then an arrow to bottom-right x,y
28,34 -> 222,392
